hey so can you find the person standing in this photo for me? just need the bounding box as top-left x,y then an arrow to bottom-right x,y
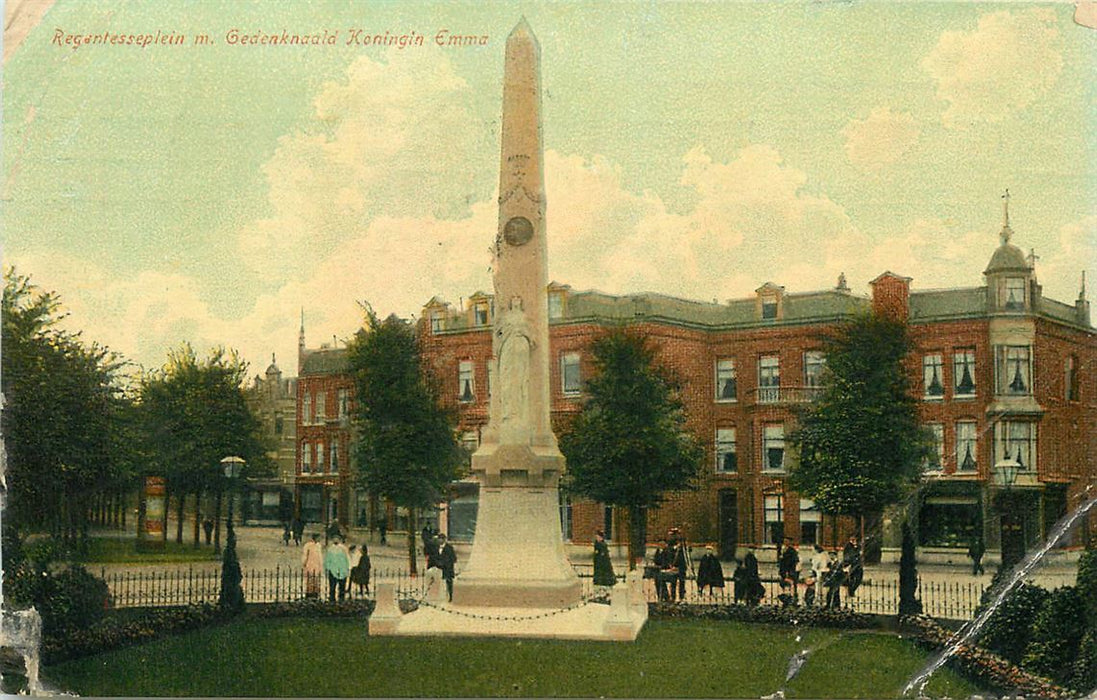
743,547 -> 763,607
810,544 -> 829,605
350,543 -> 372,595
592,530 -> 616,590
652,539 -> 673,602
422,525 -> 439,561
669,531 -> 688,601
434,533 -> 457,602
291,517 -> 304,546
825,554 -> 846,609
967,535 -> 985,576
779,538 -> 800,603
203,518 -> 214,546
324,535 -> 351,602
696,546 -> 725,596
302,532 -> 323,599
843,535 -> 863,598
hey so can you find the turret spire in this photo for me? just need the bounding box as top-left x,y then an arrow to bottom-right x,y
1000,189 -> 1012,244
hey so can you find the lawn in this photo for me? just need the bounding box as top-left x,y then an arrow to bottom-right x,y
44,617 -> 982,698
78,537 -> 220,564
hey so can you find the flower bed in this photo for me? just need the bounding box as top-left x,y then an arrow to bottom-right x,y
900,614 -> 1074,699
650,601 -> 873,629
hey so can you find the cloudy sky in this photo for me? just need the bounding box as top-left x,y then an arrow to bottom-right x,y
5,2 -> 1095,379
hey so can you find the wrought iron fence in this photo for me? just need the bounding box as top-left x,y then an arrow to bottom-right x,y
100,565 -> 985,620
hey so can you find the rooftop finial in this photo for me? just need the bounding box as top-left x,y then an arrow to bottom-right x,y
1081,271 -> 1088,301
999,189 -> 1013,244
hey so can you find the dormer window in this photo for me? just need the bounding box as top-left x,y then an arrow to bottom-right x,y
431,311 -> 445,333
761,295 -> 778,320
474,302 -> 490,327
548,291 -> 565,320
1003,277 -> 1026,310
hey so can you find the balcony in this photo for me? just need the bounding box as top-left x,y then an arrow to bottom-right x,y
754,386 -> 823,405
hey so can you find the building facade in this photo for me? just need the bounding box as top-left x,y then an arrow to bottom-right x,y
243,354 -> 297,524
418,210 -> 1096,558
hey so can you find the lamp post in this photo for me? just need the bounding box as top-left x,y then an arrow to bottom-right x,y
995,457 -> 1023,570
221,456 -> 245,533
219,456 -> 246,614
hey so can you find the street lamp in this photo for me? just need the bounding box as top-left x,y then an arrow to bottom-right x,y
221,456 -> 245,533
218,456 -> 246,614
995,457 -> 1019,490
995,457 -> 1023,569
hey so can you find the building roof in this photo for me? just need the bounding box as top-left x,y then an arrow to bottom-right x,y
984,237 -> 1030,274
300,348 -> 348,375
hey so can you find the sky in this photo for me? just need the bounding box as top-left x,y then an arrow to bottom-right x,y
4,1 -> 1096,381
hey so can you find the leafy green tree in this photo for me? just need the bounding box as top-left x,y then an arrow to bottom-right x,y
898,521 -> 922,617
1023,586 -> 1087,687
789,312 -> 932,543
347,310 -> 465,574
2,268 -> 136,551
138,343 -> 271,545
977,581 -> 1050,665
559,328 -> 705,568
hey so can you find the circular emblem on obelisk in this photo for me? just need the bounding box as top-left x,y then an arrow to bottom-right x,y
503,216 -> 534,246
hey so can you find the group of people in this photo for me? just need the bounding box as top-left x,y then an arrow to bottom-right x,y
300,533 -> 372,601
768,535 -> 865,609
421,525 -> 457,602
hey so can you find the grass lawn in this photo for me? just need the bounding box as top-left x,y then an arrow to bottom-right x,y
44,617 -> 982,698
77,537 -> 220,564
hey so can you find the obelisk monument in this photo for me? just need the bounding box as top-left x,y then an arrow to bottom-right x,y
451,18 -> 582,608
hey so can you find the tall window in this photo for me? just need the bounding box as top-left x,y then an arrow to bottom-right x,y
716,359 -> 737,402
430,311 -> 445,333
997,346 -> 1032,395
458,360 -> 475,402
474,302 -> 490,327
561,352 -> 581,396
338,389 -> 348,419
997,421 -> 1036,472
799,499 -> 820,545
924,423 -> 943,473
316,392 -> 327,421
316,440 -> 325,471
1004,277 -> 1026,310
301,442 -> 311,474
761,295 -> 778,320
764,495 -> 784,544
303,393 -> 313,425
759,355 -> 780,403
1065,355 -> 1078,401
715,428 -> 737,473
956,421 -> 977,472
804,351 -> 825,389
953,349 -> 976,398
923,354 -> 944,398
762,424 -> 785,472
330,442 -> 339,474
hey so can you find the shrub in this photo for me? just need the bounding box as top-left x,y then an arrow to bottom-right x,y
649,601 -> 873,629
1077,549 -> 1097,625
976,581 -> 1049,665
1022,586 -> 1088,688
1069,628 -> 1097,695
6,562 -> 111,637
42,604 -> 222,664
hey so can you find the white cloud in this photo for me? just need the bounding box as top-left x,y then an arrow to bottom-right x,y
842,108 -> 920,171
922,8 -> 1062,129
1040,215 -> 1097,303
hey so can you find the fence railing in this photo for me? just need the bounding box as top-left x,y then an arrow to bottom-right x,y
100,566 -> 986,620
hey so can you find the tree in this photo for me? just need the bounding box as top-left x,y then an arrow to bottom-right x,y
347,310 -> 465,574
789,312 -> 932,544
2,268 -> 137,551
137,343 -> 271,546
898,521 -> 922,616
559,328 -> 705,568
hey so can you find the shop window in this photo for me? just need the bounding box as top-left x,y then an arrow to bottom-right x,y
956,421 -> 977,472
953,349 -> 976,398
919,500 -> 979,548
923,354 -> 944,399
716,428 -> 737,473
716,359 -> 737,402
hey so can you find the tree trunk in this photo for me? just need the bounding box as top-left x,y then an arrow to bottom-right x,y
120,490 -> 127,529
175,489 -> 186,543
408,508 -> 419,576
193,491 -> 202,547
214,487 -> 223,552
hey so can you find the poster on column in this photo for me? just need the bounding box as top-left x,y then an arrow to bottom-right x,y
4,0 -> 1096,697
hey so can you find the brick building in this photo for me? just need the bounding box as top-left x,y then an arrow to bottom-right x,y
418,206 -> 1096,559
243,354 -> 297,524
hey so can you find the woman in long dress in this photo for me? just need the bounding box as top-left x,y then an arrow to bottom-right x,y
350,543 -> 372,595
302,533 -> 323,599
592,530 -> 616,590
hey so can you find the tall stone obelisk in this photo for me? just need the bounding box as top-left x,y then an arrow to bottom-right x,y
451,18 -> 582,608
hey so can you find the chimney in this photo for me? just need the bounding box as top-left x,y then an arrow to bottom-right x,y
869,272 -> 912,321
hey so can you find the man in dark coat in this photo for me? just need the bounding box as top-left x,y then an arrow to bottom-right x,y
696,546 -> 725,596
967,535 -> 985,576
743,548 -> 763,606
433,533 -> 457,602
652,540 -> 674,601
842,535 -> 863,597
778,537 -> 800,603
422,525 -> 438,560
291,517 -> 304,546
670,535 -> 688,601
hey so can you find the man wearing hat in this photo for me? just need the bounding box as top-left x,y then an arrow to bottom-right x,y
432,533 -> 457,602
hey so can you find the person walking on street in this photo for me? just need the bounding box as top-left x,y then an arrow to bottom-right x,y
967,535 -> 985,576
302,532 -> 323,599
291,517 -> 304,547
203,518 -> 214,546
592,530 -> 616,591
434,533 -> 457,602
324,535 -> 351,602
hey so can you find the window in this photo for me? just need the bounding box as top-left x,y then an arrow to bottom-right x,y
316,440 -> 325,471
716,428 -> 737,473
997,421 -> 1036,472
764,495 -> 784,545
1065,356 -> 1078,401
301,442 -> 311,474
338,389 -> 348,419
316,392 -> 327,421
715,359 -> 737,401
804,351 -> 825,389
761,295 -> 778,320
759,356 -> 780,403
997,346 -> 1032,395
461,431 -> 479,465
458,361 -> 475,402
924,423 -> 943,473
956,421 -> 977,472
474,302 -> 490,327
303,393 -> 313,425
430,311 -> 445,333
953,349 -> 976,398
330,442 -> 339,474
1004,277 -> 1026,310
561,352 -> 581,396
763,424 -> 785,472
548,292 -> 565,320
799,499 -> 820,545
923,354 -> 944,398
